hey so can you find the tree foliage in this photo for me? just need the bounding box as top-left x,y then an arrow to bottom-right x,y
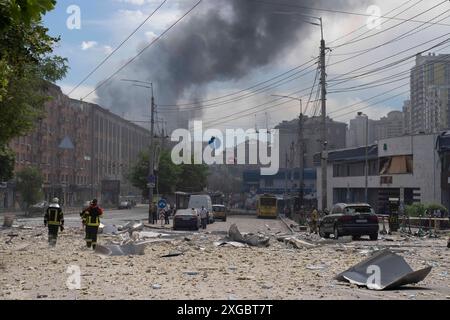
0,145 -> 15,181
405,203 -> 448,217
0,0 -> 67,179
128,149 -> 209,197
16,166 -> 44,208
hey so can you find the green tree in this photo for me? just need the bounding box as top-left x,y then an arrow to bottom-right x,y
0,145 -> 15,181
128,150 -> 209,196
128,150 -> 182,197
0,0 -> 68,178
177,163 -> 209,193
16,167 -> 44,208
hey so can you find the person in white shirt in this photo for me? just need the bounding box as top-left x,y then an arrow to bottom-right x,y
200,206 -> 208,229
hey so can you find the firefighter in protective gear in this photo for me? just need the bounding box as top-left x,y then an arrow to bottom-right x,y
81,199 -> 103,250
310,207 -> 319,234
44,198 -> 64,246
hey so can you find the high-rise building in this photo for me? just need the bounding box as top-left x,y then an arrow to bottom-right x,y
410,53 -> 450,134
403,100 -> 412,135
374,111 -> 405,140
276,116 -> 347,169
346,114 -> 376,148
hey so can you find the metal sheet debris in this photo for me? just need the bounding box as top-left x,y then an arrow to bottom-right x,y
160,251 -> 184,258
214,241 -> 247,248
335,249 -> 432,290
95,243 -> 146,256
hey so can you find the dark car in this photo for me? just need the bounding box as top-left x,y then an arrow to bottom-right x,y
319,203 -> 379,241
173,209 -> 201,231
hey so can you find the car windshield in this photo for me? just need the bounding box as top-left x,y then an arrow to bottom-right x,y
213,207 -> 224,212
345,206 -> 374,214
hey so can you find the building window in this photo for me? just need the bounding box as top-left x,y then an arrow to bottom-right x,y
379,155 -> 413,174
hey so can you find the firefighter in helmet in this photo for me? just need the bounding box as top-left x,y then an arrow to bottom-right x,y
81,199 -> 103,250
44,198 -> 64,246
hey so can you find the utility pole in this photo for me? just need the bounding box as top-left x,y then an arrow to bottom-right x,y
120,79 -> 155,223
358,112 -> 369,203
319,17 -> 328,212
298,100 -> 304,211
149,84 -> 155,223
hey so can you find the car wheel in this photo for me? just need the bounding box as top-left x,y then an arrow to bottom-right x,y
333,225 -> 339,240
319,226 -> 330,239
370,233 -> 379,241
352,235 -> 361,241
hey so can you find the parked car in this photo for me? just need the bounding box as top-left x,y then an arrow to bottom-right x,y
188,194 -> 214,224
118,201 -> 132,210
212,204 -> 227,221
28,201 -> 48,216
319,203 -> 379,241
173,209 -> 201,231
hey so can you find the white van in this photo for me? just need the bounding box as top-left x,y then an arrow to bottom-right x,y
188,194 -> 214,224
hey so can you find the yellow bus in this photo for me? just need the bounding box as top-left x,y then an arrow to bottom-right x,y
257,194 -> 278,219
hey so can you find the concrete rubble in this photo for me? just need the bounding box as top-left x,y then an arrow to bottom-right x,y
0,219 -> 449,300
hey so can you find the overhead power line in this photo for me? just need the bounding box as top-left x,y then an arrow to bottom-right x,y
68,0 -> 168,96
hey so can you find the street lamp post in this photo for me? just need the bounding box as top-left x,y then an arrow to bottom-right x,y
358,112 -> 369,203
272,12 -> 327,211
121,79 -> 155,223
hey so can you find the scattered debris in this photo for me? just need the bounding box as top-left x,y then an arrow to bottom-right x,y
5,232 -> 18,244
306,264 -> 327,270
335,249 -> 432,290
37,294 -> 48,299
214,241 -> 247,248
184,271 -> 199,276
152,284 -> 162,290
102,225 -> 119,235
160,251 -> 183,258
95,243 -> 146,256
228,224 -> 270,247
277,236 -> 316,249
184,237 -> 192,242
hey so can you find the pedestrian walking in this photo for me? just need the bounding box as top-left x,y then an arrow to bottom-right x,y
200,206 -> 208,229
165,206 -> 171,225
81,199 -> 103,250
44,198 -> 64,247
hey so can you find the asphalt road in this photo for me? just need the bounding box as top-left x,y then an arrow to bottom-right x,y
13,205 -> 291,235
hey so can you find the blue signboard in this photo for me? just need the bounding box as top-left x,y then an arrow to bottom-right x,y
158,199 -> 167,209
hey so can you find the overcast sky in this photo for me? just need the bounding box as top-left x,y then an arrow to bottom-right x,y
43,0 -> 450,132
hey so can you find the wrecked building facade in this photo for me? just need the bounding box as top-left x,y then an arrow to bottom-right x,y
316,134 -> 443,212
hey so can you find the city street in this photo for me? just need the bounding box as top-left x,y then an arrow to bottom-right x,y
1,210 -> 449,300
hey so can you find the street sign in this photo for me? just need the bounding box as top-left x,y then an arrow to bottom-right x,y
147,183 -> 155,188
158,199 -> 167,209
148,175 -> 156,183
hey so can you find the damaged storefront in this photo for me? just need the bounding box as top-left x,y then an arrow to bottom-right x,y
317,134 -> 442,213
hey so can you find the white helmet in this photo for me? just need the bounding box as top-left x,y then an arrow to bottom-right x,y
52,197 -> 60,204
